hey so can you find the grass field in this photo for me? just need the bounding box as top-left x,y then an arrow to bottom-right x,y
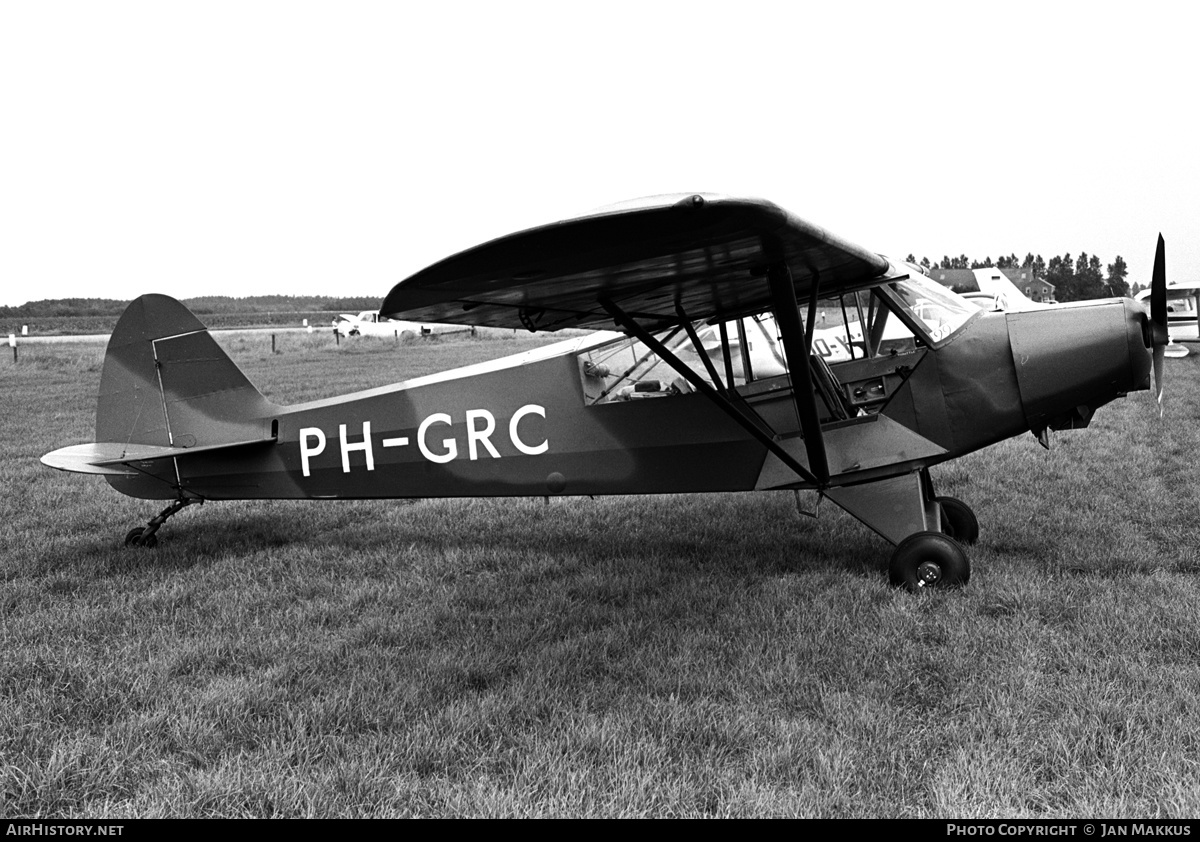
3,329 -> 1200,818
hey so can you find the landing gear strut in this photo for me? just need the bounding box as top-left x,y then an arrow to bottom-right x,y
124,497 -> 199,548
936,496 -> 979,545
886,482 -> 976,590
825,469 -> 979,589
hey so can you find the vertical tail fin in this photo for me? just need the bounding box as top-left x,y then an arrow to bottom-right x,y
97,294 -> 277,450
42,295 -> 277,498
36,294 -> 282,498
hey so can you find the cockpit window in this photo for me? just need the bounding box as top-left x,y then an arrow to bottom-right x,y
887,275 -> 979,344
577,275 -> 977,406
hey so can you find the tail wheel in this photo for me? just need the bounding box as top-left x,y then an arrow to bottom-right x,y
936,496 -> 979,545
124,527 -> 158,549
889,531 -> 970,591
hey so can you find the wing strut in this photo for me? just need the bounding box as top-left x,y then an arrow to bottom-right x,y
599,297 -> 823,488
766,263 -> 831,483
718,320 -> 736,387
804,270 -> 820,350
677,305 -> 730,394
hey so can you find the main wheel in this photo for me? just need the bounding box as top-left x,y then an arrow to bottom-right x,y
889,531 -> 970,591
936,496 -> 979,545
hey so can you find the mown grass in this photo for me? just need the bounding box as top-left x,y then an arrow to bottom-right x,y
2,331 -> 1200,817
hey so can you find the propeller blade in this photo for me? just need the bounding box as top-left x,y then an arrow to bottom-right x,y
1154,344 -> 1165,417
1151,234 -> 1168,345
1150,235 -> 1167,417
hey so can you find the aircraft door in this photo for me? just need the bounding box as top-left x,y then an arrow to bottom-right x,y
822,290 -> 925,415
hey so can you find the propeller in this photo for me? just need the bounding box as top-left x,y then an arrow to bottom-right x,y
1149,234 -> 1168,414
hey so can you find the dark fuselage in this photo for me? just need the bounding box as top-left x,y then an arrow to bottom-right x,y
109,298 -> 1151,503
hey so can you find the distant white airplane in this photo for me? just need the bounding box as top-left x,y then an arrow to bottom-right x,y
1136,282 -> 1200,353
956,268 -> 1052,312
332,310 -> 470,339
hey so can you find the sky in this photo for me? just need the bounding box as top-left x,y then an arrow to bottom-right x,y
2,1 -> 1197,307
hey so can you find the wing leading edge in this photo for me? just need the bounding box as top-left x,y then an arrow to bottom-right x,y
380,194 -> 893,333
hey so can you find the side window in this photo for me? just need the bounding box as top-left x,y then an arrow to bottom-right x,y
578,312 -> 793,403
579,327 -> 715,404
708,311 -> 860,382
576,286 -> 940,408
824,290 -> 917,359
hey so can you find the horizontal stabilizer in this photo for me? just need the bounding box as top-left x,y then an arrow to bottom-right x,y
41,438 -> 274,476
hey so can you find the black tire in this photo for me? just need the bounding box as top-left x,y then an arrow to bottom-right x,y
124,527 -> 158,549
889,531 -> 970,591
936,496 -> 979,545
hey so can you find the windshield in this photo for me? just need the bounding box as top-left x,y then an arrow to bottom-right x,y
888,275 -> 979,344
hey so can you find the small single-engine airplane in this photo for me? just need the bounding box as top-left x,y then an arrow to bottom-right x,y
332,310 -> 419,337
331,310 -> 469,339
41,194 -> 1170,589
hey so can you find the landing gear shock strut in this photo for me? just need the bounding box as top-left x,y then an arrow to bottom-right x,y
124,497 -> 200,548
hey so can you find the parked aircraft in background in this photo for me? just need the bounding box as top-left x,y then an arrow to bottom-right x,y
333,310 -> 420,337
41,194 -> 1170,590
689,315 -> 860,377
332,310 -> 471,339
1136,282 -> 1199,353
956,267 -> 1051,312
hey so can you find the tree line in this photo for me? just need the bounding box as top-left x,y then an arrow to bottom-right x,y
1,251 -> 1139,319
0,295 -> 382,320
905,252 -> 1131,302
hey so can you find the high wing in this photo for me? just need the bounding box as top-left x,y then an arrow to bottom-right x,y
380,194 -> 894,332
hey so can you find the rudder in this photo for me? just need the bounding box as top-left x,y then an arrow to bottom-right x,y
96,294 -> 278,497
